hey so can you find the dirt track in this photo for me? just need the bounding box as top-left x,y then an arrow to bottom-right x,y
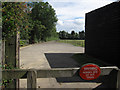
20,41 -> 101,88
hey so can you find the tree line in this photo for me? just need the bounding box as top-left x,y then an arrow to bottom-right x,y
58,30 -> 85,40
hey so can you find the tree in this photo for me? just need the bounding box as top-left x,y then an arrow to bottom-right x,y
58,30 -> 85,40
71,31 -> 75,39
79,30 -> 85,39
75,33 -> 79,39
59,30 -> 68,39
29,20 -> 45,43
30,2 -> 58,42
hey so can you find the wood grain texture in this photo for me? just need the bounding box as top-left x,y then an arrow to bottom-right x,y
27,69 -> 37,89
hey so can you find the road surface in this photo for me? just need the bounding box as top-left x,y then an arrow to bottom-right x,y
20,41 -> 101,89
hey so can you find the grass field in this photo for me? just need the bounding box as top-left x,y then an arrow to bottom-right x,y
72,53 -> 111,67
58,40 -> 85,47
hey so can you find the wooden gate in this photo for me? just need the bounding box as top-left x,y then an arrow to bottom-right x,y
2,66 -> 120,89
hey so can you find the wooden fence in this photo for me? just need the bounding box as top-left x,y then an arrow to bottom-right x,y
2,66 -> 120,89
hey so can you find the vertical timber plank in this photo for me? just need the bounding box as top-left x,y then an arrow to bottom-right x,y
101,69 -> 118,88
16,31 -> 20,89
5,36 -> 16,68
27,70 -> 37,90
117,70 -> 120,90
5,36 -> 16,89
16,31 -> 20,68
5,32 -> 20,89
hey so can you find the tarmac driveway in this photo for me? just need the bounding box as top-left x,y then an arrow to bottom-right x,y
20,41 -> 101,89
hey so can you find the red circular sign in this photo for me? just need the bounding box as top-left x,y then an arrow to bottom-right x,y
79,64 -> 101,80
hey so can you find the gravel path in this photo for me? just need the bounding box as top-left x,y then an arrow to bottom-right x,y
20,41 -> 101,89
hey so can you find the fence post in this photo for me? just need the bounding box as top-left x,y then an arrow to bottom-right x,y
27,69 -> 37,89
117,70 -> 120,90
5,36 -> 18,89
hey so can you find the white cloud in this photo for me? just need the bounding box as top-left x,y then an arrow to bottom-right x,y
57,20 -> 64,26
44,0 -> 116,32
74,19 -> 85,25
56,18 -> 85,33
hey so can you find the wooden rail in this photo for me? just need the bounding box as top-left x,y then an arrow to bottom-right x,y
2,66 -> 120,89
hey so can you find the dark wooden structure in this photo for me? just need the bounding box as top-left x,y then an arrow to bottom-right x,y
85,2 -> 120,68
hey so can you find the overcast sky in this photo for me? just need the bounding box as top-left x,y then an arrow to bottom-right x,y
43,0 -> 116,33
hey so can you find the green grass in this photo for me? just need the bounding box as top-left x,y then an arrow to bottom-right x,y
58,40 -> 85,47
46,37 -> 59,41
20,40 -> 29,47
72,53 -> 111,67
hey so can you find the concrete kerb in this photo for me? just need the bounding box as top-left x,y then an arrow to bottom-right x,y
20,44 -> 32,50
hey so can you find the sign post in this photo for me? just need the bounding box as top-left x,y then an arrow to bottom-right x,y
79,64 -> 101,80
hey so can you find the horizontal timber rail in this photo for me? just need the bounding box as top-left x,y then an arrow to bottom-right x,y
2,66 -> 120,89
2,66 -> 119,79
